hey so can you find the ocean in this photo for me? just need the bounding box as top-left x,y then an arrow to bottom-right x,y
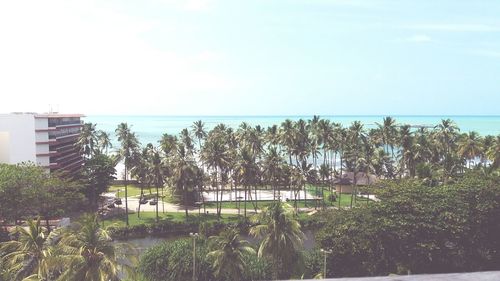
85,115 -> 500,147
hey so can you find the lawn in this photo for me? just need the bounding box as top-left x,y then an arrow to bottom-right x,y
306,184 -> 372,207
102,211 -> 241,227
109,185 -> 168,199
200,185 -> 371,210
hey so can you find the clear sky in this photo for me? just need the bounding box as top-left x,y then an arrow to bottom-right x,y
0,0 -> 499,115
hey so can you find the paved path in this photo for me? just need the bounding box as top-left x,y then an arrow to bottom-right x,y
103,192 -> 322,215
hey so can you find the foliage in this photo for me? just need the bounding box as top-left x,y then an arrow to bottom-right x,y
138,238 -> 214,281
0,163 -> 85,229
250,201 -> 305,279
316,171 -> 500,277
79,152 -> 117,209
0,218 -> 52,281
138,236 -> 271,281
207,228 -> 255,281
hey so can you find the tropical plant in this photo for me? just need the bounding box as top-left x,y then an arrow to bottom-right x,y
207,229 -> 255,281
250,201 -> 305,279
115,123 -> 140,226
53,214 -> 135,281
0,218 -> 52,281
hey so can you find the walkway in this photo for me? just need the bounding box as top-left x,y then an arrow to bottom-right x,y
102,192 -> 322,215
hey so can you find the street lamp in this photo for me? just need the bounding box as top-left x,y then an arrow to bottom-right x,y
236,196 -> 243,215
320,248 -> 332,278
190,232 -> 199,281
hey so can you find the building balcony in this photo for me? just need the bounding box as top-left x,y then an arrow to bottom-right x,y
36,151 -> 59,157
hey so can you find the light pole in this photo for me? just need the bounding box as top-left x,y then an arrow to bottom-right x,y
190,232 -> 199,281
321,248 -> 332,278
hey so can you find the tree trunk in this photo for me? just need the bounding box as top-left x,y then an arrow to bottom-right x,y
244,184 -> 247,218
124,166 -> 129,226
155,185 -> 159,223
184,185 -> 189,218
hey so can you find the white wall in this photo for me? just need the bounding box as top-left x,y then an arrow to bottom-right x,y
35,117 -> 48,129
0,132 -> 10,163
0,114 -> 37,164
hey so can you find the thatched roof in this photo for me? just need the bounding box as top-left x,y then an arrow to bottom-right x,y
333,172 -> 378,186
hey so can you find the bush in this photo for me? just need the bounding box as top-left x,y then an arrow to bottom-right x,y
138,238 -> 214,281
316,172 -> 500,277
138,237 -> 272,281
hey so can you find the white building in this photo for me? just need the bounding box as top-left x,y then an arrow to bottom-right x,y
0,112 -> 84,173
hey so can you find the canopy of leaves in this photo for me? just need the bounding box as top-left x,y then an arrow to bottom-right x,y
316,171 -> 500,277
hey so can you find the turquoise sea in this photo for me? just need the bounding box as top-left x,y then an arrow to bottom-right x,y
85,116 -> 500,146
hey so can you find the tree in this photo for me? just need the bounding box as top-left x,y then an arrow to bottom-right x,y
53,214 -> 134,281
201,134 -> 230,218
191,120 -> 207,157
138,238 -> 213,281
250,201 -> 305,279
207,229 -> 255,281
171,144 -> 198,218
80,153 -> 116,210
486,135 -> 500,169
115,123 -> 140,226
457,131 -> 483,168
77,123 -> 98,158
0,163 -> 84,231
262,147 -> 284,201
316,172 -> 500,277
148,146 -> 165,223
0,218 -> 52,281
97,130 -> 113,155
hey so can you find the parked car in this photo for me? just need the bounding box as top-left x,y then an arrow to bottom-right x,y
139,198 -> 148,204
149,199 -> 158,205
114,198 -> 122,205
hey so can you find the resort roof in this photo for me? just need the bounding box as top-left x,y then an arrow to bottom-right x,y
333,172 -> 379,186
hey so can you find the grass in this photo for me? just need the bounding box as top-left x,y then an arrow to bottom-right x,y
102,211 -> 241,227
109,185 -> 170,199
108,184 -> 371,210
306,184 -> 373,207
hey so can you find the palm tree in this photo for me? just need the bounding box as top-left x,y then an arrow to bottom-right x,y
486,135 -> 500,169
180,128 -> 195,156
458,131 -> 483,168
376,117 -> 397,158
250,201 -> 304,280
115,123 -> 140,226
235,147 -> 259,217
97,130 -> 112,155
201,134 -> 230,218
148,146 -> 164,222
171,144 -> 198,218
0,218 -> 52,281
398,125 -> 414,177
279,119 -> 296,165
262,147 -> 283,201
207,229 -> 255,281
159,133 -> 178,156
347,121 -> 366,207
130,146 -> 150,218
192,120 -> 208,156
434,119 -> 460,177
77,123 -> 98,158
54,214 -> 134,281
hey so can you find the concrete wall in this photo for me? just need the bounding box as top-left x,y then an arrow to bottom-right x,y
0,114 -> 37,164
301,271 -> 500,281
0,132 -> 10,163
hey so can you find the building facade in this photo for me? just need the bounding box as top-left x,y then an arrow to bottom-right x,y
0,113 -> 84,173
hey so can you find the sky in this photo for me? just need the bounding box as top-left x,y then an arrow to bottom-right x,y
0,0 -> 499,116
